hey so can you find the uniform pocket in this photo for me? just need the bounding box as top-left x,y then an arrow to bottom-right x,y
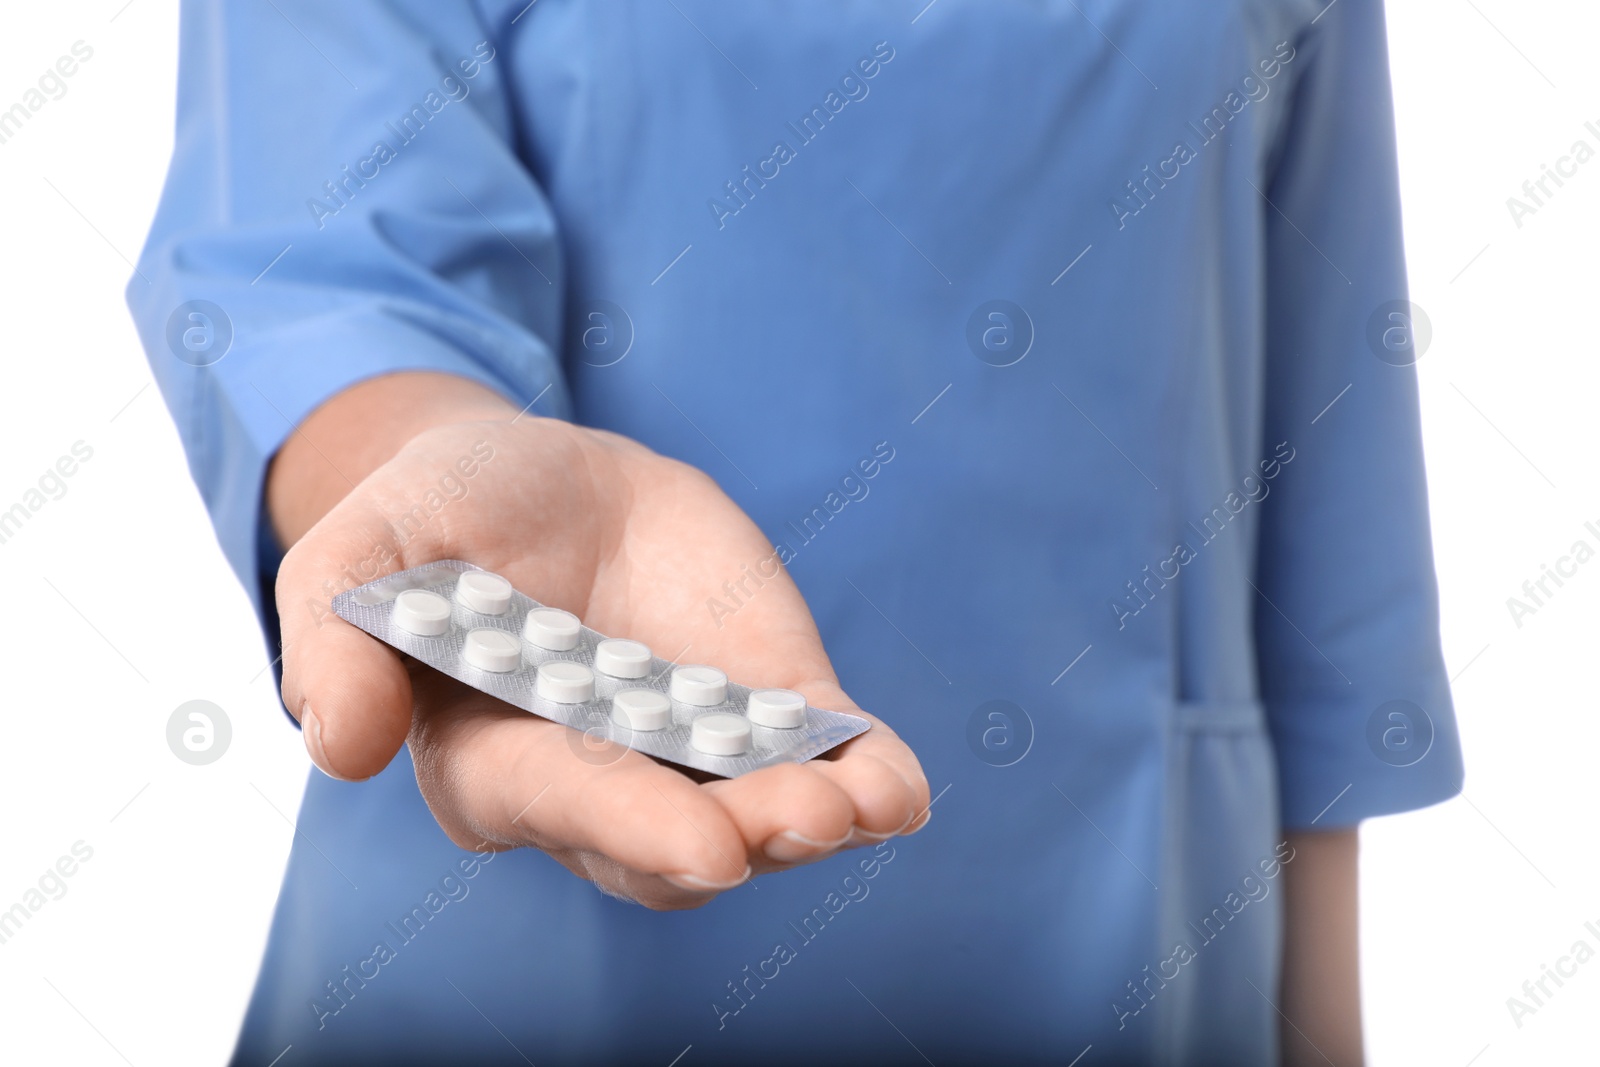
1142,699 -> 1282,1066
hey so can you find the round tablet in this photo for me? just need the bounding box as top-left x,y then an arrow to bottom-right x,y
523,607 -> 581,651
691,712 -> 752,756
746,688 -> 807,729
670,665 -> 728,707
610,688 -> 672,731
462,628 -> 521,672
594,638 -> 652,679
454,571 -> 513,615
392,589 -> 452,636
536,660 -> 595,704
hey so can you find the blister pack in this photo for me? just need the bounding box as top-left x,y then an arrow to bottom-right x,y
331,560 -> 871,778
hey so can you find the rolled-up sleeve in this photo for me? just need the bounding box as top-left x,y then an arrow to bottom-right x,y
1255,0 -> 1464,828
126,0 -> 567,631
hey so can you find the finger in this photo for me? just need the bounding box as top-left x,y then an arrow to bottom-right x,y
806,752 -> 919,843
794,680 -> 932,822
553,850 -> 726,912
700,761 -> 858,869
407,676 -> 751,890
276,502 -> 421,780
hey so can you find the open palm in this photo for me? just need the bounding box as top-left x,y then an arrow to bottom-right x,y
276,415 -> 930,909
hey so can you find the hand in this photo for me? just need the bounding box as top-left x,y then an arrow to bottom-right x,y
271,374 -> 931,909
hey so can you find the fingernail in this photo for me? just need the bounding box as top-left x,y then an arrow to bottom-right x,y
764,829 -> 851,865
844,811 -> 918,848
661,867 -> 752,893
901,808 -> 933,835
301,705 -> 363,782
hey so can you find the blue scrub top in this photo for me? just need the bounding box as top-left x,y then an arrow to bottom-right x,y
129,1 -> 1463,1063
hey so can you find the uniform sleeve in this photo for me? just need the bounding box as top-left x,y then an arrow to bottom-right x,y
1255,0 -> 1464,828
125,0 -> 567,633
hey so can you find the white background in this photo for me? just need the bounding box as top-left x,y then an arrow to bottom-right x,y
0,2 -> 1592,1064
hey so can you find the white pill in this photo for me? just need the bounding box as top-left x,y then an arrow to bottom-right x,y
746,688 -> 808,729
670,665 -> 728,707
462,628 -> 522,672
455,571 -> 513,615
594,638 -> 652,679
524,607 -> 581,651
610,688 -> 672,731
691,712 -> 752,756
536,660 -> 595,704
392,589 -> 452,636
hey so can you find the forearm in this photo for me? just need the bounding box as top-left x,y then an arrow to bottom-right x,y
265,372 -> 515,548
1280,826 -> 1363,1066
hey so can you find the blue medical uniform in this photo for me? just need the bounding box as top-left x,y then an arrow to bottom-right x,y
128,1 -> 1463,1063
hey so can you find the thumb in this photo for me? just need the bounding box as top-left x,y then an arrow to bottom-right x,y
276,500 -> 424,781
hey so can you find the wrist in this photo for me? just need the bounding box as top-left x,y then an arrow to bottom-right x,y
265,371 -> 517,548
